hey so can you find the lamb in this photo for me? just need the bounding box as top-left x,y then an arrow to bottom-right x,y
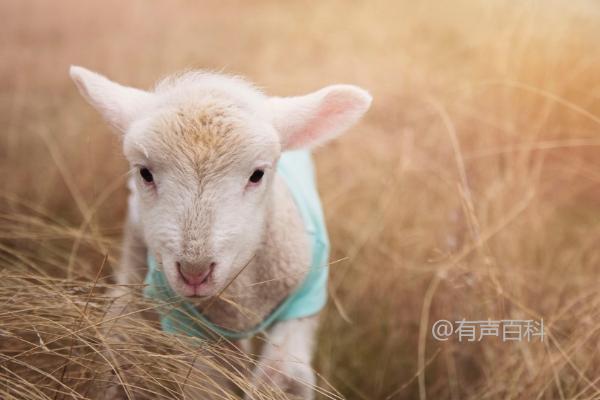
69,66 -> 371,399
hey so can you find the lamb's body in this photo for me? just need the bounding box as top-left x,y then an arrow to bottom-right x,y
70,66 -> 371,398
121,155 -> 317,396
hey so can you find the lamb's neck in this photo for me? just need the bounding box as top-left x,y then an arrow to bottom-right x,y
196,174 -> 311,332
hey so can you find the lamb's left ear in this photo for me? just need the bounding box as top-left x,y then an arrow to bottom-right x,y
268,85 -> 372,150
69,65 -> 152,134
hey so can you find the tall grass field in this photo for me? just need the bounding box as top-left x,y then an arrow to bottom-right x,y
1,1 -> 600,399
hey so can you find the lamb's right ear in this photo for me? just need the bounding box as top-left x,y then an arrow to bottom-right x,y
268,84 -> 372,150
69,66 -> 152,133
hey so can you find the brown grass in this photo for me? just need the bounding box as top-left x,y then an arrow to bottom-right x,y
2,0 -> 600,399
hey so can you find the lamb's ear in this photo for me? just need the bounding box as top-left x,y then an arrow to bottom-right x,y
268,84 -> 372,150
69,65 -> 152,133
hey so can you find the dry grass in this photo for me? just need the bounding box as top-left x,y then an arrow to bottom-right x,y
2,0 -> 600,399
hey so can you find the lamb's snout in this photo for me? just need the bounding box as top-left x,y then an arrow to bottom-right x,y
176,261 -> 215,286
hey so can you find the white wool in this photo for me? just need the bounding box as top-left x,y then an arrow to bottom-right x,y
70,65 -> 371,399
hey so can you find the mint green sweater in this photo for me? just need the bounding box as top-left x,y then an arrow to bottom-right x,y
143,150 -> 329,340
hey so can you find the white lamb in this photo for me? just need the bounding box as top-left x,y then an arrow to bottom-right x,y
70,66 -> 371,399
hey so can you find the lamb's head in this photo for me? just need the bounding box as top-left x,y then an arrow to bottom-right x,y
70,66 -> 371,298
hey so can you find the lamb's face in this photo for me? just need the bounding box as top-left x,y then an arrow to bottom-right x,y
124,102 -> 280,297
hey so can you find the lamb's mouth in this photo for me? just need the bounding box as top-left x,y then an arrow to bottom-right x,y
177,264 -> 215,298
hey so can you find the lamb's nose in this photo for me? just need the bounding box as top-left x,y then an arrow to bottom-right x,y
176,261 -> 215,285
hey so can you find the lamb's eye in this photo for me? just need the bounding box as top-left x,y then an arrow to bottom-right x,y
139,167 -> 154,183
249,169 -> 264,184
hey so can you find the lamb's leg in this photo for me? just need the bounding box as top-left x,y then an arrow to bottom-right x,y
248,316 -> 319,399
101,211 -> 148,399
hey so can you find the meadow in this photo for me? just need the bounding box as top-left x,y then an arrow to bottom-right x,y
1,1 -> 600,399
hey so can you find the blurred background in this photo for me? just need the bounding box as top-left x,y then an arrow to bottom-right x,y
1,0 -> 600,399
